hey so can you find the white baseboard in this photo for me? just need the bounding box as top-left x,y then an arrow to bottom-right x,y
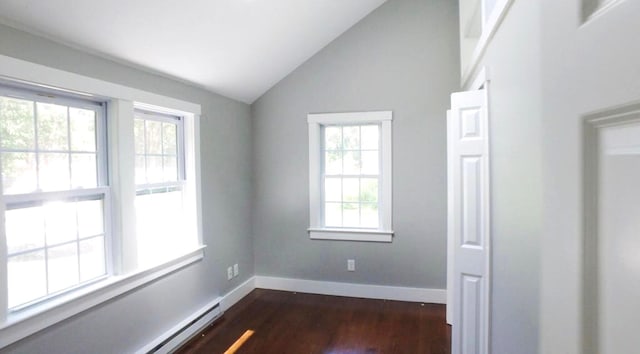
254,276 -> 446,304
220,277 -> 256,311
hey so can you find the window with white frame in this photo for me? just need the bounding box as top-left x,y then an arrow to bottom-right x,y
134,109 -> 195,267
307,111 -> 393,242
0,68 -> 203,348
0,86 -> 108,309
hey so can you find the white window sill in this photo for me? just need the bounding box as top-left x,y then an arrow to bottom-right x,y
0,245 -> 206,349
308,228 -> 394,242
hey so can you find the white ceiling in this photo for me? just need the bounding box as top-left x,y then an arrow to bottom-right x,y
0,0 -> 386,103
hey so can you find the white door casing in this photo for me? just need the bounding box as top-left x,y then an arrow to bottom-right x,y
449,88 -> 491,354
583,105 -> 640,354
447,109 -> 454,325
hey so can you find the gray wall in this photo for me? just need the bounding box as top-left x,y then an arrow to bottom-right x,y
251,0 -> 459,289
538,1 -> 640,353
0,24 -> 254,353
463,0 -> 543,352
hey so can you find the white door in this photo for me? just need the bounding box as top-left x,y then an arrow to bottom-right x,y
448,88 -> 490,354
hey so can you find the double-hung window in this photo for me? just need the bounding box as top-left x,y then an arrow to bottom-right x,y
0,86 -> 107,309
307,111 -> 393,242
134,109 -> 193,267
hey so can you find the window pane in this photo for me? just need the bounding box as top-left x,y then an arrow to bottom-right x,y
325,151 -> 342,175
0,96 -> 35,150
37,102 -> 68,151
146,156 -> 163,183
71,153 -> 97,188
47,243 -> 79,293
343,126 -> 360,149
69,108 -> 96,152
361,125 -> 379,150
324,126 -> 342,150
324,202 -> 342,227
361,203 -> 379,228
136,190 -> 188,268
163,123 -> 177,154
163,156 -> 177,181
343,178 -> 359,202
361,151 -> 379,175
77,199 -> 104,238
8,251 -> 47,308
39,153 -> 70,191
135,155 -> 146,184
145,120 -> 162,154
343,203 -> 360,227
79,236 -> 106,282
134,119 -> 145,154
343,151 -> 361,175
360,178 -> 378,202
1,151 -> 37,194
324,177 -> 341,202
44,201 -> 77,245
6,206 -> 45,254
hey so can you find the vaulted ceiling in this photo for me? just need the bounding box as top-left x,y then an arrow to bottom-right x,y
0,0 -> 386,103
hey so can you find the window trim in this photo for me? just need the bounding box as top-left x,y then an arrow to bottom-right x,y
0,54 -> 204,349
307,111 -> 393,242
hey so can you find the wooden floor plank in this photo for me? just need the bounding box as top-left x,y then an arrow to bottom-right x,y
176,289 -> 451,354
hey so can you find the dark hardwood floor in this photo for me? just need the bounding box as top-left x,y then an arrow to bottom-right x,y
176,289 -> 451,354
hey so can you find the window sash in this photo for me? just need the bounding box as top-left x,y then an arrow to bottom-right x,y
0,87 -> 108,194
320,124 -> 382,229
133,109 -> 185,185
0,84 -> 110,310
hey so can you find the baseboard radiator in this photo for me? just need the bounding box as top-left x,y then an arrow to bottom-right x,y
136,298 -> 223,354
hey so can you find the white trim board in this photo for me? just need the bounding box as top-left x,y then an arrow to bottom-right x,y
220,277 -> 256,312
254,276 -> 446,304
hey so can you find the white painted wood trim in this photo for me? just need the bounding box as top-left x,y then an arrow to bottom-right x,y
308,122 -> 321,228
446,109 -> 454,325
255,276 -> 446,304
220,277 -> 257,312
308,228 -> 393,242
469,67 -> 489,91
308,111 -> 392,124
109,99 -> 138,273
381,119 -> 393,230
0,54 -> 201,115
461,0 -> 514,89
0,246 -> 205,349
581,103 -> 640,354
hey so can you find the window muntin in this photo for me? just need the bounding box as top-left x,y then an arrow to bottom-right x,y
0,86 -> 107,309
323,124 -> 380,228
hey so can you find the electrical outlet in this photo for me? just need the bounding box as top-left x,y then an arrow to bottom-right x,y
347,259 -> 355,272
233,263 -> 239,277
227,266 -> 233,280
